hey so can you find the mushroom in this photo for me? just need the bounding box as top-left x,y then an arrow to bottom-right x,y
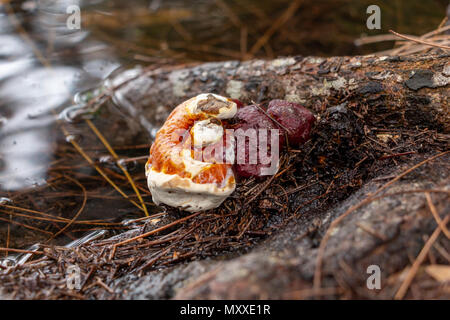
146,93 -> 237,212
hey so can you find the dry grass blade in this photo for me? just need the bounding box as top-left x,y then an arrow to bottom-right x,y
254,103 -> 292,133
248,0 -> 302,56
354,34 -> 404,46
355,19 -> 450,56
59,123 -> 145,212
425,192 -> 450,239
0,247 -> 44,255
355,25 -> 450,47
112,212 -> 201,248
389,29 -> 450,50
0,203 -> 70,221
0,216 -> 53,235
5,223 -> 10,257
48,176 -> 87,240
394,215 -> 449,299
0,208 -> 128,226
85,119 -> 150,217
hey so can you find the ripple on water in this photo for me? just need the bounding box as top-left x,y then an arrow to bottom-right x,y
0,67 -> 91,191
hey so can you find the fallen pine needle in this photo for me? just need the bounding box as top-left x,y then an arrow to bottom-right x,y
85,119 -> 149,217
425,192 -> 450,239
389,29 -> 450,50
394,215 -> 449,299
59,123 -> 145,212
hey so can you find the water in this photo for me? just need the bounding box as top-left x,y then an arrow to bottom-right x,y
0,1 -> 120,191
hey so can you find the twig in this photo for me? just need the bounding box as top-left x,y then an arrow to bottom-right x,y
0,209 -> 128,226
394,215 -> 449,299
0,216 -> 53,235
48,176 -> 87,240
214,0 -> 242,28
425,193 -> 450,239
110,212 -> 201,258
248,0 -> 302,55
0,247 -> 44,255
59,124 -> 145,212
85,119 -> 149,216
389,29 -> 450,50
237,217 -> 254,239
379,151 -> 416,160
246,174 -> 277,205
5,214 -> 11,257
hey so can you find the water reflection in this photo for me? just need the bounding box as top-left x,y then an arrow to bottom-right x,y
0,0 -> 118,191
0,32 -> 34,79
0,67 -> 81,190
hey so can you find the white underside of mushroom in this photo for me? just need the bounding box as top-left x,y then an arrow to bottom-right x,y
146,168 -> 235,212
147,93 -> 237,212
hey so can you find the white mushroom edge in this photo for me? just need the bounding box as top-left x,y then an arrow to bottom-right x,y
146,93 -> 237,212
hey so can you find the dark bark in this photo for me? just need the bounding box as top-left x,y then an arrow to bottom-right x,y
110,53 -> 449,135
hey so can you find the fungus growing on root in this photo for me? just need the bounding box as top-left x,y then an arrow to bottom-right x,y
146,94 -> 315,212
146,93 -> 237,212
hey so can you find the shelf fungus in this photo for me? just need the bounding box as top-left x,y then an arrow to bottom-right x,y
146,94 -> 237,212
146,93 -> 316,212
